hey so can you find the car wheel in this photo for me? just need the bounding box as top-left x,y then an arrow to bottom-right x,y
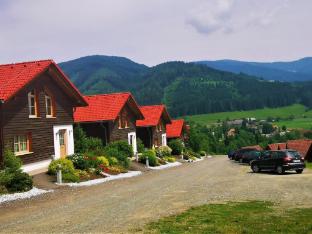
296,169 -> 303,174
276,166 -> 285,175
252,164 -> 260,173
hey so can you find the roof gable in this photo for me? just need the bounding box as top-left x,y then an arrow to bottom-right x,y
0,60 -> 87,106
287,139 -> 312,158
166,119 -> 185,138
136,105 -> 171,127
74,92 -> 143,123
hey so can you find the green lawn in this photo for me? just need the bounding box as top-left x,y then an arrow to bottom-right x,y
306,162 -> 312,169
139,201 -> 312,234
184,104 -> 312,129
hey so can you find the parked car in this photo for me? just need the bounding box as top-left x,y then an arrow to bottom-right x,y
233,148 -> 256,161
239,150 -> 262,164
250,150 -> 305,174
227,150 -> 236,159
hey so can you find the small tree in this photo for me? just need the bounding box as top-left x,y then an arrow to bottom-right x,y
168,139 -> 184,155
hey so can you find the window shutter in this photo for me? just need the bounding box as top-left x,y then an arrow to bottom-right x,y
35,90 -> 40,117
27,132 -> 32,151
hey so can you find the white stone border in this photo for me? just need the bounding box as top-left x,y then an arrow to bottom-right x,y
184,156 -> 206,163
61,171 -> 142,187
148,161 -> 182,170
0,187 -> 53,204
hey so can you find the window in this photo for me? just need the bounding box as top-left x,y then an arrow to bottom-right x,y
14,134 -> 31,155
45,94 -> 54,117
28,90 -> 38,117
118,115 -> 122,129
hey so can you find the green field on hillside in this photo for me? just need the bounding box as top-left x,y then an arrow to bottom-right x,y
184,104 -> 312,129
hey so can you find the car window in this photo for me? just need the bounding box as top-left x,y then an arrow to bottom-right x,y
287,151 -> 301,159
262,152 -> 271,159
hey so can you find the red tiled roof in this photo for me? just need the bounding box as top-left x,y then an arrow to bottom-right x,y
277,143 -> 286,150
136,105 -> 171,127
74,92 -> 143,123
0,59 -> 86,105
287,139 -> 312,158
242,145 -> 263,151
267,143 -> 279,150
166,119 -> 185,138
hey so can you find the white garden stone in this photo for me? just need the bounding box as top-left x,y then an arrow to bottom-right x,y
148,161 -> 182,170
0,187 -> 53,204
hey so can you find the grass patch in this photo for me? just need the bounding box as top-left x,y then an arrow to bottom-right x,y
184,104 -> 312,129
140,201 -> 312,234
306,162 -> 312,169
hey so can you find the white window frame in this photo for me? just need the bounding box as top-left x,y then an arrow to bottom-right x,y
45,94 -> 53,117
14,135 -> 29,155
28,90 -> 37,118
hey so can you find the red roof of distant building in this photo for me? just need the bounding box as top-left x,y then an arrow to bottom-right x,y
242,145 -> 263,151
166,119 -> 185,138
277,143 -> 287,150
74,92 -> 143,123
136,105 -> 171,127
267,143 -> 279,150
287,139 -> 312,158
0,59 -> 86,105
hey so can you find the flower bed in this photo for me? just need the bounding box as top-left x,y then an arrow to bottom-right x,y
0,187 -> 53,204
60,171 -> 142,187
148,162 -> 182,170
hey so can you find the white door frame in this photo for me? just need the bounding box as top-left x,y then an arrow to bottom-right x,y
128,132 -> 137,154
161,133 -> 167,146
53,125 -> 74,160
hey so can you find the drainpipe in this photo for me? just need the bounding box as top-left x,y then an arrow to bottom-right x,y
0,100 -> 4,166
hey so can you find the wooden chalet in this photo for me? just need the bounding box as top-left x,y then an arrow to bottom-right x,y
166,119 -> 189,142
0,60 -> 87,173
136,105 -> 171,148
74,92 -> 144,154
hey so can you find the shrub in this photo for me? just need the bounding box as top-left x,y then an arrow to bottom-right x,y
139,150 -> 158,167
155,146 -> 172,158
48,159 -> 75,175
62,172 -> 80,183
5,171 -> 33,193
137,138 -> 145,153
74,125 -> 103,153
168,139 -> 184,155
104,141 -> 132,168
108,157 -> 118,166
183,150 -> 201,160
2,149 -> 21,172
0,149 -> 33,193
199,151 -> 206,157
97,156 -> 109,167
164,156 -> 176,163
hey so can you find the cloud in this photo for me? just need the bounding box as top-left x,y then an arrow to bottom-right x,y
186,0 -> 235,34
186,0 -> 289,35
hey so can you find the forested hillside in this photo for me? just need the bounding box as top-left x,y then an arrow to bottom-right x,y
197,57 -> 312,82
59,56 -> 312,117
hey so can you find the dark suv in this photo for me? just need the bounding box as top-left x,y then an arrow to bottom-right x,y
250,150 -> 305,174
239,150 -> 262,164
232,148 -> 256,161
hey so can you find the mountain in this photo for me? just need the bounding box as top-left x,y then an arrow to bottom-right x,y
59,55 -> 312,117
196,57 -> 312,82
59,55 -> 148,94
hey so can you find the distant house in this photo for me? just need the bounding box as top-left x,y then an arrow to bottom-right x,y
287,139 -> 312,161
226,119 -> 243,127
74,92 -> 144,154
266,143 -> 287,151
166,119 -> 188,142
241,145 -> 263,151
0,60 -> 87,173
136,105 -> 171,148
227,128 -> 236,137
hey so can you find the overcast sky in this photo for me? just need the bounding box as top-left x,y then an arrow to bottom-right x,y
0,0 -> 311,66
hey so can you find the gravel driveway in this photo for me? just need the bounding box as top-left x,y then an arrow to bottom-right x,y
1,156 -> 312,233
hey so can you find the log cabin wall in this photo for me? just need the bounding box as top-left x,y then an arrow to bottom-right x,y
109,104 -> 138,143
2,73 -> 75,165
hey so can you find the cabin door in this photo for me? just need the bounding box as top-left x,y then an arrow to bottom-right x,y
161,133 -> 167,146
128,132 -> 137,154
59,129 -> 67,158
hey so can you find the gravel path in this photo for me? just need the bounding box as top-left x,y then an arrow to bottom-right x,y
1,156 -> 312,233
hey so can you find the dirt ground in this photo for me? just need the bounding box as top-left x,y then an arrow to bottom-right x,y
1,156 -> 312,233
